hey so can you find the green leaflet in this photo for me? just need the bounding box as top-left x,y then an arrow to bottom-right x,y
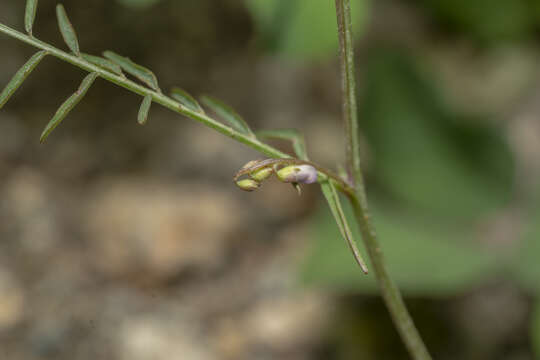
56,4 -> 80,56
81,53 -> 124,76
25,0 -> 38,35
0,50 -> 47,109
40,72 -> 98,143
320,179 -> 368,274
138,94 -> 152,125
257,128 -> 308,160
171,87 -> 204,114
201,95 -> 254,137
103,51 -> 160,91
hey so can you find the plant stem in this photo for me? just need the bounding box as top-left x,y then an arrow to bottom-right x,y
349,195 -> 432,360
334,1 -> 432,359
335,0 -> 360,184
0,22 -> 353,191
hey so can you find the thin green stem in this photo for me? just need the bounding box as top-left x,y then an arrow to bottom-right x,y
335,0 -> 360,184
0,22 -> 351,192
334,1 -> 432,359
349,195 -> 432,360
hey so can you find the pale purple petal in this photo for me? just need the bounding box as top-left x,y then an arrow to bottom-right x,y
295,165 -> 318,184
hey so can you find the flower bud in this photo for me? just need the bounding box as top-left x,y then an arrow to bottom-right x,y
249,167 -> 273,182
276,165 -> 318,184
236,178 -> 260,191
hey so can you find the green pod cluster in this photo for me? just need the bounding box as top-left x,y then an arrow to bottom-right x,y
249,167 -> 273,182
235,163 -> 275,191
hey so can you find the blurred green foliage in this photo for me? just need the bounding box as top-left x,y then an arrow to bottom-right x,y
301,198 -> 500,296
116,0 -> 162,10
245,0 -> 369,59
301,49 -> 515,296
361,50 -> 513,219
414,0 -> 538,42
513,198 -> 540,294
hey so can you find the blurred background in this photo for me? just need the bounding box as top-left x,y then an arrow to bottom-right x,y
0,0 -> 539,359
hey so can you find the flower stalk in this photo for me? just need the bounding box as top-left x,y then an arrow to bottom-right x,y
334,0 -> 432,358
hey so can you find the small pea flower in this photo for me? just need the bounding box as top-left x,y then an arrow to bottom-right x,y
236,178 -> 260,191
276,165 -> 318,184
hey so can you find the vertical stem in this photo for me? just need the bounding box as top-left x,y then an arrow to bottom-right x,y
334,1 -> 432,359
335,0 -> 361,183
349,195 -> 432,360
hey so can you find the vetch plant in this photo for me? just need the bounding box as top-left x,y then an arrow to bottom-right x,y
0,0 -> 432,358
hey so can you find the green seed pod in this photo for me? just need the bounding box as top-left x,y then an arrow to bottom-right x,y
236,178 -> 260,192
250,167 -> 273,182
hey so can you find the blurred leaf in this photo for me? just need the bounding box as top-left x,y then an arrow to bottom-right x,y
137,94 -> 151,125
25,0 -> 38,35
171,87 -> 204,114
257,128 -> 307,159
302,49 -> 515,297
40,72 -> 98,143
0,50 -> 47,109
513,238 -> 540,293
201,95 -> 254,137
416,0 -> 534,42
81,53 -> 124,76
116,0 -> 162,10
512,198 -> 540,293
361,49 -> 514,219
56,4 -> 80,56
320,180 -> 368,273
245,0 -> 369,59
301,198 -> 499,295
103,51 -> 160,91
532,300 -> 540,358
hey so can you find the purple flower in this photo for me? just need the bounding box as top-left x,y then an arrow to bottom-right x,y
276,165 -> 318,184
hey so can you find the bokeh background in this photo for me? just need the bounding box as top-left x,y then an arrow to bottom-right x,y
1,0 -> 540,359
